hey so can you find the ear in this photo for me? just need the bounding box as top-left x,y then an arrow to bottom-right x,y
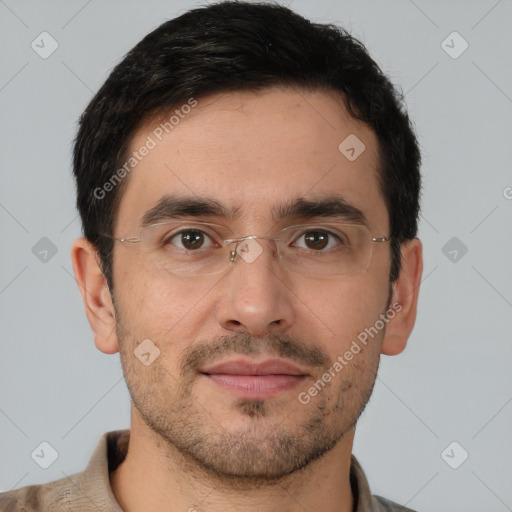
381,238 -> 423,356
71,237 -> 119,354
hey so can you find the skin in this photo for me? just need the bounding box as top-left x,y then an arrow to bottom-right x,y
72,86 -> 423,512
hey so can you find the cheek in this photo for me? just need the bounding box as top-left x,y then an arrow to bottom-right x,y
115,259 -> 190,322
114,271 -> 214,361
294,275 -> 388,355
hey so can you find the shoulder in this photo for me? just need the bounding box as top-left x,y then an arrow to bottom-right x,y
0,475 -> 71,512
0,430 -> 128,512
371,494 -> 418,512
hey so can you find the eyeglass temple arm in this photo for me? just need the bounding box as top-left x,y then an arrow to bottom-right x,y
108,235 -> 141,243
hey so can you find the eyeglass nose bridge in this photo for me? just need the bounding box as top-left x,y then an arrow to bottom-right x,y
223,235 -> 281,264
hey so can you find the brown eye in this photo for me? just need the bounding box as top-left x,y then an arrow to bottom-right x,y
169,230 -> 213,250
292,228 -> 348,251
303,231 -> 329,250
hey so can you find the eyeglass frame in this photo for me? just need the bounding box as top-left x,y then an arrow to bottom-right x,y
102,219 -> 391,277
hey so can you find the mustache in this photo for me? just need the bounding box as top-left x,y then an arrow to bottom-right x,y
181,331 -> 330,376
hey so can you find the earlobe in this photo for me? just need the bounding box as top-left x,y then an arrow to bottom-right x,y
381,238 -> 423,356
71,237 -> 119,354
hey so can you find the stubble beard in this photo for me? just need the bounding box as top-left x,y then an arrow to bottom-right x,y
116,323 -> 381,487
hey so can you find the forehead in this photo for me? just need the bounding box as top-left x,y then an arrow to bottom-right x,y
115,87 -> 387,233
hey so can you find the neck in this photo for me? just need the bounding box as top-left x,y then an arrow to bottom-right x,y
110,407 -> 355,512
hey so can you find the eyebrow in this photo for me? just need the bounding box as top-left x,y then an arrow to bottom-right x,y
140,194 -> 368,228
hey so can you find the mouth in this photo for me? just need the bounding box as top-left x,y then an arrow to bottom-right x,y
199,358 -> 309,399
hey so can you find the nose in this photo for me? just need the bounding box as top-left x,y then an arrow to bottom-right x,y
216,237 -> 295,336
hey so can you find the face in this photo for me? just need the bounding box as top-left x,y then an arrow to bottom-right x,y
110,87 -> 394,482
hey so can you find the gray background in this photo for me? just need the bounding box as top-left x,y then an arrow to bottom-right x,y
1,0 -> 511,510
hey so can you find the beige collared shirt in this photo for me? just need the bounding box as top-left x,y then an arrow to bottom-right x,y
0,430 -> 417,511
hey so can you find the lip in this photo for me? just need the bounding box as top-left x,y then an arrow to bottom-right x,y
200,358 -> 308,399
200,358 -> 308,376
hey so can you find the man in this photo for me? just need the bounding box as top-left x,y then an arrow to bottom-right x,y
0,1 -> 423,511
